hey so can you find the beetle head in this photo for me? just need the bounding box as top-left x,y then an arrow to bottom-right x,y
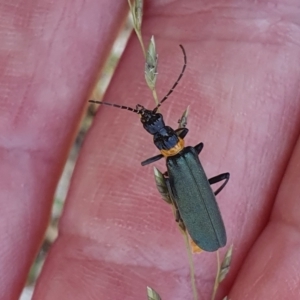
137,105 -> 165,135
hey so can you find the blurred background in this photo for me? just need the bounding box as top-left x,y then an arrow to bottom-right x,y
20,14 -> 133,300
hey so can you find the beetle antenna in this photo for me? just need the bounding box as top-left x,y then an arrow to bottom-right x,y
89,100 -> 139,113
153,45 -> 187,113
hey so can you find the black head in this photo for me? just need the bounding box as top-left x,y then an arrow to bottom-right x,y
137,105 -> 165,135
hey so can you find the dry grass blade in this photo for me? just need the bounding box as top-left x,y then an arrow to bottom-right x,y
178,106 -> 190,129
128,0 -> 146,56
153,167 -> 185,232
153,167 -> 172,204
145,36 -> 158,91
218,244 -> 233,283
183,231 -> 199,300
212,246 -> 233,300
147,286 -> 161,300
128,0 -> 143,33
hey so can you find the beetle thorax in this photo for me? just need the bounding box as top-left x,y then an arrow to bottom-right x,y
153,126 -> 180,151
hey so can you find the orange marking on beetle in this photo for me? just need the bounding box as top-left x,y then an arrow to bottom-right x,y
190,239 -> 203,254
160,138 -> 185,157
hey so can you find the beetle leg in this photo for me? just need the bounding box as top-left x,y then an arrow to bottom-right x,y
194,142 -> 204,154
175,127 -> 189,139
141,154 -> 164,166
208,172 -> 230,196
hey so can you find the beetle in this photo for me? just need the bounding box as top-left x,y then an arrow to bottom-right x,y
89,45 -> 230,252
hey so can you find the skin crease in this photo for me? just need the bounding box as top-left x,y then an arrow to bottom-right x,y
1,0 -> 300,299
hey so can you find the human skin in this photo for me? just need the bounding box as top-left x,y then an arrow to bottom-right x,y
1,1 -> 300,299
